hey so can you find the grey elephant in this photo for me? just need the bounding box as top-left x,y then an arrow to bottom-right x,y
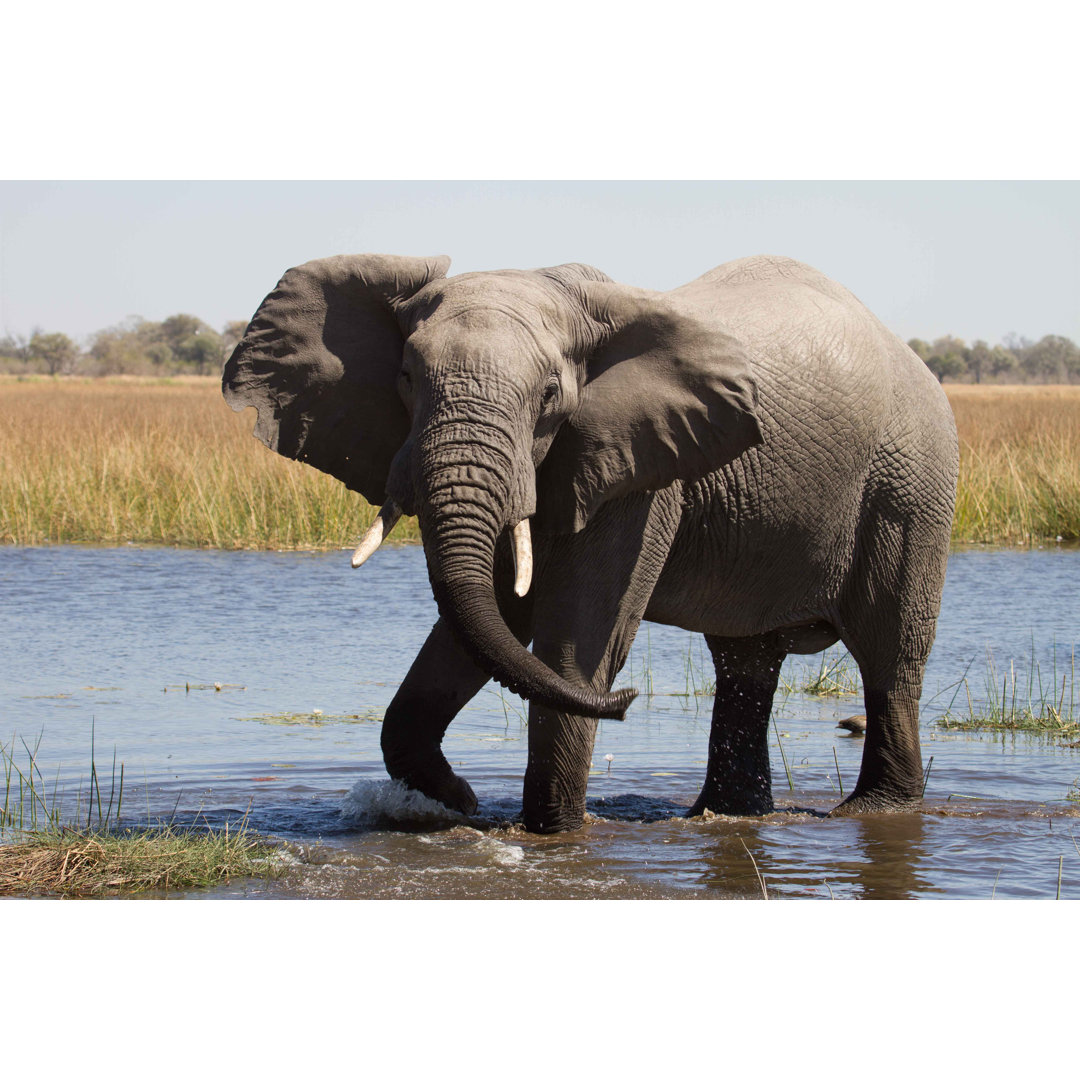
222,253 -> 958,834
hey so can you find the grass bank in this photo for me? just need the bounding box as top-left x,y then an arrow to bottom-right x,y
1,377 -> 1077,549
1,731 -> 280,897
0,826 -> 277,897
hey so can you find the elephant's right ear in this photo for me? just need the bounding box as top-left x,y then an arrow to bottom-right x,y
222,253 -> 450,504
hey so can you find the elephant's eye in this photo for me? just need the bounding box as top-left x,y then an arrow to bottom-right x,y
541,375 -> 560,410
399,367 -> 412,389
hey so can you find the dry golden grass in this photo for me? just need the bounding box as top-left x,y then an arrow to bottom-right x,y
0,376 -> 420,548
1,377 -> 1077,548
946,385 -> 1080,543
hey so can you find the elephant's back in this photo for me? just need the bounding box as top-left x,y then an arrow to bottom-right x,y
676,254 -> 930,430
683,254 -> 844,292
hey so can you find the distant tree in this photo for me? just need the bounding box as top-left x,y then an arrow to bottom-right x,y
907,338 -> 932,361
926,335 -> 969,383
989,345 -> 1019,379
29,331 -> 79,375
89,318 -> 157,374
1021,334 -> 1080,383
177,332 -> 223,375
145,341 -> 174,368
0,332 -> 31,362
967,340 -> 992,384
222,320 -> 248,358
158,314 -> 208,351
1003,332 -> 1034,355
156,314 -> 222,374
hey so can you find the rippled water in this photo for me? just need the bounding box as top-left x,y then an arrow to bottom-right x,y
2,543 -> 1078,899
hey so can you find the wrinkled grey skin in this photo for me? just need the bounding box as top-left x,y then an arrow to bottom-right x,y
223,254 -> 958,834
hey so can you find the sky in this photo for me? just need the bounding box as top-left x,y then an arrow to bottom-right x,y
1,180 -> 1078,348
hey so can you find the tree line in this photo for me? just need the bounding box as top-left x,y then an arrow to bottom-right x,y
907,334 -> 1080,384
1,316 -> 1078,384
0,315 -> 248,377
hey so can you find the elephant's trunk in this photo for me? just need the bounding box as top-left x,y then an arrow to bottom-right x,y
416,428 -> 634,721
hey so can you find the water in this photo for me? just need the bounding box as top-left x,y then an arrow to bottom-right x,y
2,543 -> 1078,899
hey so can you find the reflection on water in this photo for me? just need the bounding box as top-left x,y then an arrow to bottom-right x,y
2,543 -> 1079,899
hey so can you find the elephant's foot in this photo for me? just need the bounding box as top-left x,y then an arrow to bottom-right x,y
521,784 -> 588,834
522,807 -> 586,834
418,771 -> 479,817
829,787 -> 920,816
385,752 -> 479,816
687,787 -> 774,818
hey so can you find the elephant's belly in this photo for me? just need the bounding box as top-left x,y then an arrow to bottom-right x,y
645,516 -> 849,642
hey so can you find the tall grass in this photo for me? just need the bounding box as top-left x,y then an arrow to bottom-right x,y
0,376 -> 420,549
947,385 -> 1080,543
1,378 -> 1077,549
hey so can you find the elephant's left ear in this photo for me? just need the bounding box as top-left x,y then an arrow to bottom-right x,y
538,282 -> 762,533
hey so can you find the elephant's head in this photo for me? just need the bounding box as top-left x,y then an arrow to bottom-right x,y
223,254 -> 761,719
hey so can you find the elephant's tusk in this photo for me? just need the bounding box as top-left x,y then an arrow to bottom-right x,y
351,501 -> 403,568
511,518 -> 533,597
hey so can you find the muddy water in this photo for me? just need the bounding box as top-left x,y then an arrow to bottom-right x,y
2,544 -> 1078,899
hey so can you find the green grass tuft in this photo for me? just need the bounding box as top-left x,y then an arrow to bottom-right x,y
781,650 -> 861,697
934,647 -> 1079,736
2,731 -> 280,897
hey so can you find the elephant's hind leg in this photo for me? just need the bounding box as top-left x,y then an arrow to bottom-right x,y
829,680 -> 925,815
688,634 -> 786,817
831,495 -> 950,815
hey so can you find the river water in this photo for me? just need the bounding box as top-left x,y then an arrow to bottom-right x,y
2,543 -> 1078,899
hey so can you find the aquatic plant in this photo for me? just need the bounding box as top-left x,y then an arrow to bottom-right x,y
781,650 -> 861,697
935,647 -> 1079,736
773,720 -> 794,791
1,731 -> 279,897
237,710 -> 381,727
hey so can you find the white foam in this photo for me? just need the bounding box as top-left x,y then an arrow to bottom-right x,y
476,836 -> 526,866
340,779 -> 469,828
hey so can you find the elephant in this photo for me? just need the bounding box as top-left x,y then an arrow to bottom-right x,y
222,252 -> 958,834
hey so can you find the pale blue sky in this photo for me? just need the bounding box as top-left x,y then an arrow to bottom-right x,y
1,181 -> 1076,349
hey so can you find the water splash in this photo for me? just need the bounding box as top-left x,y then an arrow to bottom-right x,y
340,779 -> 469,828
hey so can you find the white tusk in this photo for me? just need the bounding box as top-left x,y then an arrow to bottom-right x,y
351,501 -> 403,568
511,518 -> 533,597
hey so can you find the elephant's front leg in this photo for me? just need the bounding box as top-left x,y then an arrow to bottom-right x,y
380,618 -> 492,814
522,707 -> 600,834
382,542 -> 533,814
522,490 -> 681,833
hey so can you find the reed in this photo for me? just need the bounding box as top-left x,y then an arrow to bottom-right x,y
935,646 -> 1079,736
0,376 -> 420,549
947,385 -> 1080,543
1,378 -> 1078,549
780,650 -> 861,697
